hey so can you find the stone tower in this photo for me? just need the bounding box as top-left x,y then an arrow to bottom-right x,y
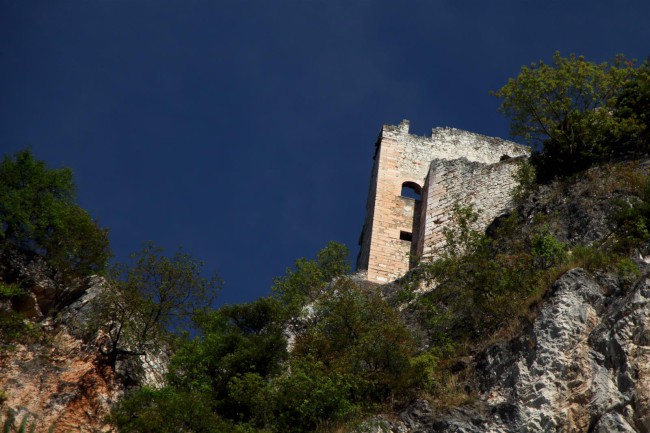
356,120 -> 529,283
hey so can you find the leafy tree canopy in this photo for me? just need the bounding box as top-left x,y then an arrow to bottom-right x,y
293,278 -> 417,402
0,149 -> 110,278
93,242 -> 221,367
493,52 -> 646,181
272,241 -> 350,315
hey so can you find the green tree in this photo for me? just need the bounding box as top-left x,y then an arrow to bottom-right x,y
109,386 -> 231,433
272,241 -> 350,315
612,59 -> 650,152
111,243 -> 357,433
95,242 -> 220,367
493,52 -> 642,181
293,278 -> 416,402
418,204 -> 540,341
167,297 -> 287,422
0,149 -> 110,278
271,359 -> 356,433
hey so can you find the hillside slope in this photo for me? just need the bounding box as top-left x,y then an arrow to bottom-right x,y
367,161 -> 650,433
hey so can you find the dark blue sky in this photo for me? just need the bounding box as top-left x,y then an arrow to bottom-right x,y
2,1 -> 649,305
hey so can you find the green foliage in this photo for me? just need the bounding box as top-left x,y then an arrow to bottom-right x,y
0,311 -> 39,350
0,150 -> 110,279
0,283 -> 23,298
569,245 -> 615,272
227,373 -> 275,426
167,296 -> 287,422
316,241 -> 351,281
615,257 -> 641,290
493,52 -> 643,182
613,60 -> 650,152
272,241 -> 349,315
408,351 -> 440,393
530,230 -> 567,269
437,202 -> 484,259
1,409 -> 14,433
109,387 -> 230,433
114,242 -> 398,433
272,359 -> 357,433
511,159 -> 538,204
93,242 -> 220,367
16,415 -> 29,433
610,180 -> 650,253
418,205 -> 567,344
293,279 -> 417,402
0,281 -> 40,350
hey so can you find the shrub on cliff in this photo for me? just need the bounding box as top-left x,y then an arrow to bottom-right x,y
417,204 -> 569,345
494,52 -> 645,182
292,278 -> 418,403
272,241 -> 350,316
112,242 -> 420,433
92,242 -> 221,368
612,59 -> 650,153
0,149 -> 110,279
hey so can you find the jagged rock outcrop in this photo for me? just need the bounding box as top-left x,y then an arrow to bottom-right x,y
0,258 -> 165,432
366,267 -> 650,432
0,329 -> 121,432
361,162 -> 650,433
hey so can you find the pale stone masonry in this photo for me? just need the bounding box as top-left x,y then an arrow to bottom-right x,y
357,120 -> 530,283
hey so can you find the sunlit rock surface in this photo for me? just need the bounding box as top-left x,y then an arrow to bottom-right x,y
368,268 -> 650,432
0,271 -> 165,432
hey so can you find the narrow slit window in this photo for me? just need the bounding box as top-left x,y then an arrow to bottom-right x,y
401,182 -> 422,201
400,231 -> 413,242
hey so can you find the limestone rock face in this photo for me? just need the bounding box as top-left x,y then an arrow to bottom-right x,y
0,266 -> 165,432
374,268 -> 650,432
0,329 -> 121,432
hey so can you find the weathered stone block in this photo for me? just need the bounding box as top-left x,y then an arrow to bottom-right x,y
357,119 -> 529,283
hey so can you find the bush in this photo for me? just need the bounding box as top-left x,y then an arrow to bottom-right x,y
293,279 -> 417,403
272,242 -> 350,316
91,242 -> 220,368
0,150 -> 110,279
511,160 -> 538,204
612,60 -> 650,154
166,297 -> 287,422
109,387 -> 230,433
569,245 -> 615,272
493,52 -> 643,182
272,360 -> 357,433
610,183 -> 650,253
615,257 -> 641,290
530,231 -> 567,269
418,205 -> 574,347
0,283 -> 23,298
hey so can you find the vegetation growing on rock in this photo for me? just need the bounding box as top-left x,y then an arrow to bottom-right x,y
3,52 -> 650,432
0,149 -> 110,280
493,52 -> 649,182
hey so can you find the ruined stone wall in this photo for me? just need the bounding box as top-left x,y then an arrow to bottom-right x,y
418,157 -> 524,259
357,120 -> 529,283
357,121 -> 423,283
356,140 -> 380,274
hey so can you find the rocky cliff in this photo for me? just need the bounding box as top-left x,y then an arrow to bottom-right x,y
4,160 -> 650,432
0,326 -> 121,432
373,266 -> 650,433
0,258 -> 160,433
365,161 -> 650,433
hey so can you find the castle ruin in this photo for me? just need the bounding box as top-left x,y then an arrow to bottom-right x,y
356,120 -> 530,283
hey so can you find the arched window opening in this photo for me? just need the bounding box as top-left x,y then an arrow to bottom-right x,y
400,231 -> 413,242
401,182 -> 422,201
